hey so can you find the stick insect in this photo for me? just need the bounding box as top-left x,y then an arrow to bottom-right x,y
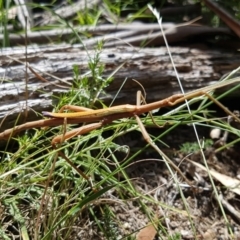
1,77 -> 240,187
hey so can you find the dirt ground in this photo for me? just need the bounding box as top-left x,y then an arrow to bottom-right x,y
77,124 -> 240,240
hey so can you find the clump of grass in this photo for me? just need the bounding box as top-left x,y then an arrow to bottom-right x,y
1,37 -> 240,240
1,1 -> 240,239
0,0 -> 11,47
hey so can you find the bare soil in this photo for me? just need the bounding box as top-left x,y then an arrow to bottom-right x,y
71,122 -> 240,240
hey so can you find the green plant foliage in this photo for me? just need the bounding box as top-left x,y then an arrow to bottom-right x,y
1,0 -> 240,238
180,139 -> 213,154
